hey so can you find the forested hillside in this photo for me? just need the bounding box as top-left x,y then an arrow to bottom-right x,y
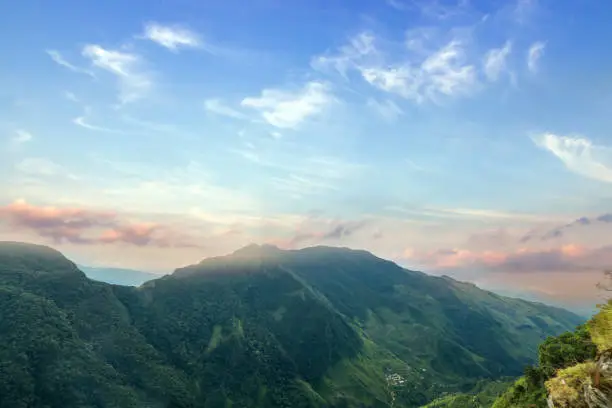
0,242 -> 585,407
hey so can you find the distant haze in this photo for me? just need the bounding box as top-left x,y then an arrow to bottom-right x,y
78,265 -> 164,286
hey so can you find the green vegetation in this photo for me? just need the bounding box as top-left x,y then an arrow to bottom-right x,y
588,300 -> 612,352
0,242 -> 585,407
420,379 -> 513,407
492,300 -> 611,408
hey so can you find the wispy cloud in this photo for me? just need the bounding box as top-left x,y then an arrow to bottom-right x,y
15,158 -> 79,180
527,41 -> 546,73
63,91 -> 80,103
314,32 -> 478,104
367,98 -> 404,121
533,133 -> 612,183
513,0 -> 537,24
270,173 -> 337,198
232,147 -> 365,196
90,157 -> 260,214
365,40 -> 477,103
311,32 -> 378,78
12,130 -> 33,144
141,22 -> 202,51
387,205 -> 555,223
73,115 -> 128,134
389,0 -> 473,20
82,45 -> 152,104
524,213 -> 612,242
46,50 -> 96,78
204,99 -> 248,119
483,41 -> 512,81
241,81 -> 334,129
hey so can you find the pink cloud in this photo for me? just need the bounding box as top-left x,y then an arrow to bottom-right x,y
0,199 -> 198,248
406,244 -> 593,272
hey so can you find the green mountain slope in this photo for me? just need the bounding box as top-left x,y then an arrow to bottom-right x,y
0,242 -> 584,408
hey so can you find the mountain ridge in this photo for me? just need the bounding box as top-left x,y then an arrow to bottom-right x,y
0,241 -> 585,407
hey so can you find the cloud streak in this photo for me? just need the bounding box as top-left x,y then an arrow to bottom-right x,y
46,50 -> 96,78
82,45 -> 152,104
534,132 -> 612,183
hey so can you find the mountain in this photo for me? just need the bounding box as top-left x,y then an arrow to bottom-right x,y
78,265 -> 163,286
483,287 -> 597,319
0,241 -> 585,407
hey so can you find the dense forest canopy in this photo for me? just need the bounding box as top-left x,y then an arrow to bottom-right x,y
0,242 -> 589,408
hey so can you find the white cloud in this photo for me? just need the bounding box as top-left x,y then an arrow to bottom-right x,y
12,130 -> 32,144
82,45 -> 152,104
314,32 -> 478,104
141,22 -> 201,51
73,115 -> 128,134
367,40 -> 477,103
46,50 -> 95,78
483,41 -> 512,81
534,133 -> 612,183
367,98 -> 404,121
241,81 -> 334,129
527,41 -> 546,73
311,32 -> 378,77
270,131 -> 283,139
204,99 -> 247,119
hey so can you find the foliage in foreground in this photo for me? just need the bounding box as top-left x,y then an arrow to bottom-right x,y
493,300 -> 611,408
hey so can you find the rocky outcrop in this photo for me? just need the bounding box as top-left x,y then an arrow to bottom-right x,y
584,350 -> 611,408
547,350 -> 611,408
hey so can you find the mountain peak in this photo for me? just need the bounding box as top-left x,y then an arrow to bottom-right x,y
0,241 -> 83,278
231,243 -> 282,257
0,241 -> 64,257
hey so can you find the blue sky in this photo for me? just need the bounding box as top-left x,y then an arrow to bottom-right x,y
2,0 -> 612,311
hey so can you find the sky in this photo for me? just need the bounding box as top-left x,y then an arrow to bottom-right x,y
1,0 -> 612,313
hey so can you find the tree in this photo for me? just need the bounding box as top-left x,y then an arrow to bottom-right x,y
596,270 -> 612,292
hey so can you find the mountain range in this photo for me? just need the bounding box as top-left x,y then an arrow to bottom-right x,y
0,241 -> 585,407
78,265 -> 164,286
